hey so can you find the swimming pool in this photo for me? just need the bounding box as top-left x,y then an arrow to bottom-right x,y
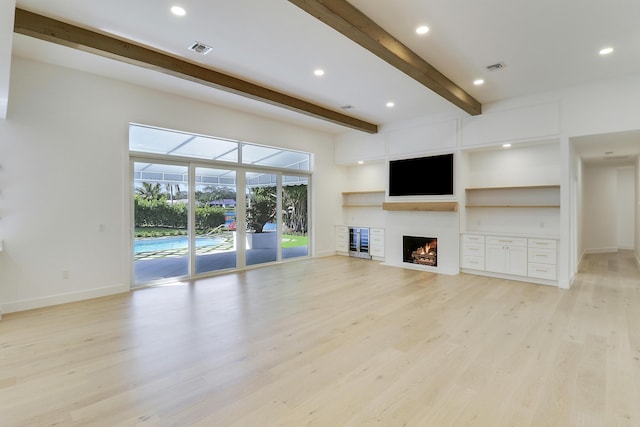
134,236 -> 225,254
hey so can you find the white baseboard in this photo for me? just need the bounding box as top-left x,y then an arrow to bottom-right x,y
584,247 -> 618,254
316,250 -> 342,258
578,250 -> 585,270
1,283 -> 129,315
459,268 -> 559,287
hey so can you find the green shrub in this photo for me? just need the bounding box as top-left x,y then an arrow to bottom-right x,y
134,196 -> 225,231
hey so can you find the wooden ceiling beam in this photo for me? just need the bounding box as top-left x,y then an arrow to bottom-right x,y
13,8 -> 378,134
288,0 -> 482,116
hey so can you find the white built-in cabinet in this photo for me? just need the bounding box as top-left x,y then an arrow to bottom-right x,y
461,178 -> 560,285
461,233 -> 558,284
369,228 -> 385,258
528,239 -> 557,280
339,190 -> 386,260
335,225 -> 385,260
335,226 -> 349,254
461,234 -> 485,270
485,236 -> 528,276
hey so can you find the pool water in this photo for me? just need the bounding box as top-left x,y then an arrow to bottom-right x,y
134,236 -> 225,254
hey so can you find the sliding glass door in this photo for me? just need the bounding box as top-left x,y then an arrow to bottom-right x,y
195,167 -> 237,274
282,175 -> 309,259
130,123 -> 312,286
133,162 -> 189,283
245,172 -> 278,267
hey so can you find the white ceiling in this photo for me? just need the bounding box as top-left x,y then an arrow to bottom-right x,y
572,130 -> 640,166
9,0 -> 640,162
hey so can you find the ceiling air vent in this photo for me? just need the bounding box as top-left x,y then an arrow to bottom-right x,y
188,42 -> 213,55
486,62 -> 505,71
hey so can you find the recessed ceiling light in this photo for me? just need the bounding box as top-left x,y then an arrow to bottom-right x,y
416,25 -> 429,35
386,101 -> 395,108
171,6 -> 186,16
357,160 -> 364,165
314,69 -> 325,76
473,79 -> 485,86
502,143 -> 512,148
599,47 -> 614,55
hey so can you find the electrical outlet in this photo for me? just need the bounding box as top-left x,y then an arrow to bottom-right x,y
62,270 -> 69,279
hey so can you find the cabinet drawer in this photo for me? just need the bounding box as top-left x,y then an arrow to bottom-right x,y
336,226 -> 349,252
336,243 -> 349,252
486,236 -> 527,247
528,248 -> 556,265
528,262 -> 557,280
462,255 -> 485,270
463,234 -> 485,244
463,242 -> 485,257
370,236 -> 384,245
370,247 -> 384,257
528,239 -> 557,249
370,230 -> 384,244
370,228 -> 384,237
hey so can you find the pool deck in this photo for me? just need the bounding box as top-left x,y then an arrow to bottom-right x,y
134,245 -> 308,283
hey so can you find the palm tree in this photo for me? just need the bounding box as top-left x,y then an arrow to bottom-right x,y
136,182 -> 162,201
165,183 -> 174,203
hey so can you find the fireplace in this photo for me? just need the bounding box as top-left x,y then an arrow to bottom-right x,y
403,236 -> 437,267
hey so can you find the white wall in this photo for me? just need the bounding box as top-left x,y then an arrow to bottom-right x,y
465,142 -> 561,188
582,165 -> 634,253
617,167 -> 635,250
575,155 -> 585,267
0,0 -> 15,118
0,57 -> 340,314
636,157 -> 640,265
345,162 -> 386,191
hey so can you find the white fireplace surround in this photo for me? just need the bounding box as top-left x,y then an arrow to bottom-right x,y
382,210 -> 460,275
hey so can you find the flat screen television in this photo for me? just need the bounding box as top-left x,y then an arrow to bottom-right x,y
388,153 -> 454,196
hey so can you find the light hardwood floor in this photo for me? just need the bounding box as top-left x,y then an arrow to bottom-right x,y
1,251 -> 640,426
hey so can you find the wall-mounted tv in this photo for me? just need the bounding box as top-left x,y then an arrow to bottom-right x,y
388,153 -> 454,196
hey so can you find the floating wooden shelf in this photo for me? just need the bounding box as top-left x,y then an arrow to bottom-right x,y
465,185 -> 560,191
342,190 -> 385,195
466,205 -> 560,208
382,201 -> 458,212
465,185 -> 560,209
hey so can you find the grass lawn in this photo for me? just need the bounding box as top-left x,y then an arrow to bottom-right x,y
282,234 -> 308,248
135,227 -> 187,238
